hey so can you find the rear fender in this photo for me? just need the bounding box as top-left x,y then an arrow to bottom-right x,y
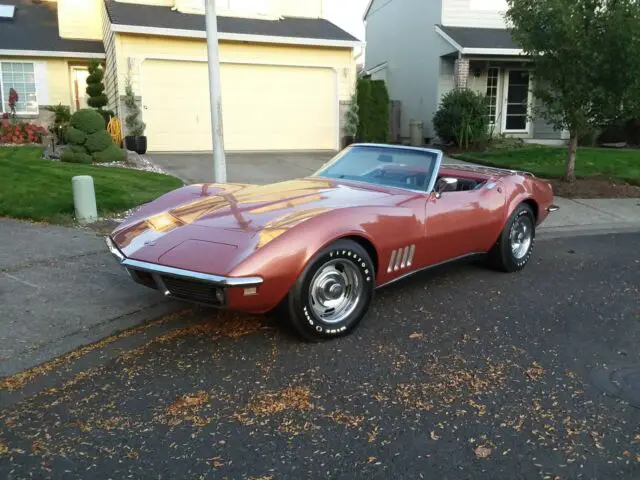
504,176 -> 554,227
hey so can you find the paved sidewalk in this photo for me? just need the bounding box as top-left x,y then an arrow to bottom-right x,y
0,219 -> 183,377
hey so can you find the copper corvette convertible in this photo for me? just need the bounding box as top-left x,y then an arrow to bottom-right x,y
106,144 -> 558,340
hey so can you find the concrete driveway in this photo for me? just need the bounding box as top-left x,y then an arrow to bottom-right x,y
150,151 -> 336,185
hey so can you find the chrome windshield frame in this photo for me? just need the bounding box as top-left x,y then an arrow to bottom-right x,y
312,143 -> 444,195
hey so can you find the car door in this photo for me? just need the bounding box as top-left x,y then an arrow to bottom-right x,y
422,180 -> 507,266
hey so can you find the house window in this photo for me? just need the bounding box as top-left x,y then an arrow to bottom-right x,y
1,62 -> 38,115
486,67 -> 499,125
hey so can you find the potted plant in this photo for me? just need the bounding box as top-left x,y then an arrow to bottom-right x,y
343,92 -> 359,148
123,76 -> 147,154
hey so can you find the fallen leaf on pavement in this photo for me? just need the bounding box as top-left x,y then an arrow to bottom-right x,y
409,333 -> 423,339
474,445 -> 492,459
368,456 -> 377,463
525,361 -> 545,380
430,431 -> 440,441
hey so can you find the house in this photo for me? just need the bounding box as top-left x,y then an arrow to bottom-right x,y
363,0 -> 569,145
0,0 -> 362,152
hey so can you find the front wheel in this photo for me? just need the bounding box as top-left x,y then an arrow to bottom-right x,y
286,239 -> 375,341
486,203 -> 536,272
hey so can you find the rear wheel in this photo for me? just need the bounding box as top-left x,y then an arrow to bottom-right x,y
486,203 -> 536,272
286,239 -> 375,341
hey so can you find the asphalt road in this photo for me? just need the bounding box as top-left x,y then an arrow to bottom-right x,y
1,233 -> 639,479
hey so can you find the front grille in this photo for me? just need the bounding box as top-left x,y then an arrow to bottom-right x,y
129,269 -> 157,289
160,276 -> 225,307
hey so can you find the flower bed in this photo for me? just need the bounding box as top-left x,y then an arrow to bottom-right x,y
1,117 -> 48,145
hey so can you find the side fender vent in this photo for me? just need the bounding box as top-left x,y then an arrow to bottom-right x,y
387,245 -> 415,273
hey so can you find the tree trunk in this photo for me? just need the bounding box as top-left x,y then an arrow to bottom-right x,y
564,130 -> 578,182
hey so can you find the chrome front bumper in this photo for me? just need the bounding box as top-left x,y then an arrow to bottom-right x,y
105,236 -> 263,307
547,205 -> 560,213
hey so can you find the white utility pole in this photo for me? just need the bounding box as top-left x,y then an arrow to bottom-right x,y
204,0 -> 227,183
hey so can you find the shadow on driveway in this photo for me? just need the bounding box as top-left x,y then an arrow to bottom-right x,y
150,151 -> 336,185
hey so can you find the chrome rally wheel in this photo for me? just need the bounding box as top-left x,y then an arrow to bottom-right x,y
286,239 -> 375,341
510,214 -> 533,260
309,259 -> 362,324
486,203 -> 536,273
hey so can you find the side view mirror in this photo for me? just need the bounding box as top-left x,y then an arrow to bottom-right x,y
434,177 -> 458,198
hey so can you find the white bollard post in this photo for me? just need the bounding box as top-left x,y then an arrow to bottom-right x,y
72,175 -> 98,225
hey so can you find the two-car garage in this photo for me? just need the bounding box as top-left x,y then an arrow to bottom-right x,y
140,59 -> 338,152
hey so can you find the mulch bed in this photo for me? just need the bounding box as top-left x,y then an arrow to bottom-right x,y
547,177 -> 640,199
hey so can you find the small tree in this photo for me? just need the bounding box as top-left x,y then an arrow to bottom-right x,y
505,0 -> 640,182
86,60 -> 108,112
123,76 -> 145,137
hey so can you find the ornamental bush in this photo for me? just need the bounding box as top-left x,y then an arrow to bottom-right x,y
93,144 -> 125,163
70,109 -> 105,134
60,150 -> 93,164
86,60 -> 108,110
85,130 -> 114,153
61,108 -> 125,164
124,77 -> 145,136
356,78 -> 389,142
65,126 -> 86,145
433,88 -> 490,148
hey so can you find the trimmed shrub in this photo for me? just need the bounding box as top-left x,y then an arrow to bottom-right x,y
356,78 -> 389,142
62,107 -> 124,164
61,150 -> 93,164
70,108 -> 105,134
86,60 -> 107,110
65,126 -> 86,145
85,130 -> 114,153
93,144 -> 126,163
433,88 -> 489,148
70,144 -> 87,154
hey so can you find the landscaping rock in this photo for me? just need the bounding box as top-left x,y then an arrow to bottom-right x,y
42,143 -> 69,161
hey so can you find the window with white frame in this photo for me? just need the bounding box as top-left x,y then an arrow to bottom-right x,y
486,67 -> 499,125
1,62 -> 38,115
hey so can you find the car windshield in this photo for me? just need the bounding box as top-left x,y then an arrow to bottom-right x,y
314,145 -> 441,192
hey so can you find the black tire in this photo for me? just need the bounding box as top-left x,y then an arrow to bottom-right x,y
286,239 -> 375,342
485,203 -> 536,273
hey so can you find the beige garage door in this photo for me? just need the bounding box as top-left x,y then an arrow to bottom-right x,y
141,60 -> 337,152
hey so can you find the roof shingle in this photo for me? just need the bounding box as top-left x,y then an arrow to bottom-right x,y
104,0 -> 360,42
0,0 -> 104,55
438,25 -> 520,50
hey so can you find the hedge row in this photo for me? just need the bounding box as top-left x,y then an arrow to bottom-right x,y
356,78 -> 390,143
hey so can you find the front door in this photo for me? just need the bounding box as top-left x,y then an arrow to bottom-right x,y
422,184 -> 507,266
71,67 -> 90,111
501,70 -> 531,134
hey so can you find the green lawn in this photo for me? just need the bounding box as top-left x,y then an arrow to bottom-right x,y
458,147 -> 640,185
0,147 -> 184,223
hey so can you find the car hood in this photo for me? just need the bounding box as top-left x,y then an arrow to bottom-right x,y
110,178 -> 408,273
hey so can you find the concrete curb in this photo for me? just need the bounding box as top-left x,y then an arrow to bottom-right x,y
538,223 -> 640,240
